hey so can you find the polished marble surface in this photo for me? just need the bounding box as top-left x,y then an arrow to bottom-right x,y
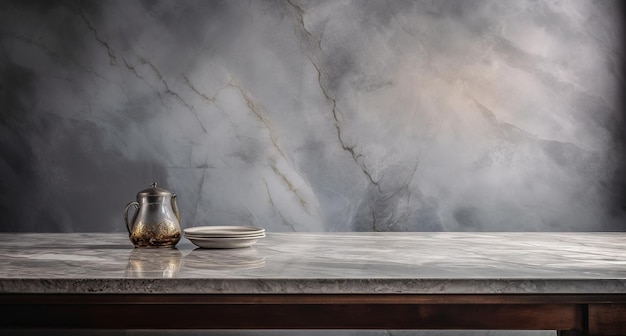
0,232 -> 625,294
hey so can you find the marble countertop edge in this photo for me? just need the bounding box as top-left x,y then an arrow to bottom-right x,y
2,278 -> 626,294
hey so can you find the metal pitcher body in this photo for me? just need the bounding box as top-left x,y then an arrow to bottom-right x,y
124,183 -> 181,248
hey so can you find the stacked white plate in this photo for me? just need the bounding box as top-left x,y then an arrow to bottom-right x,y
184,226 -> 265,249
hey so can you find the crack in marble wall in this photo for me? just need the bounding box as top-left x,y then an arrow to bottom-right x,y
10,34 -> 107,81
79,13 -> 117,66
286,0 -> 382,193
139,58 -> 207,133
469,96 -> 530,141
181,77 -> 247,162
369,160 -> 421,232
184,76 -> 217,104
490,35 -> 616,113
228,81 -> 286,158
122,58 -> 144,80
270,162 -> 310,215
121,57 -> 174,110
226,79 -> 313,217
264,178 -> 297,231
469,95 -> 600,173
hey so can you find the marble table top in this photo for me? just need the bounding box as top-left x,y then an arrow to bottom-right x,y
0,232 -> 625,294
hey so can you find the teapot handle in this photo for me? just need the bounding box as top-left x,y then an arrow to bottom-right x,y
171,194 -> 180,223
124,201 -> 139,234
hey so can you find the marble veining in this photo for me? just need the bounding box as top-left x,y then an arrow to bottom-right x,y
0,1 -> 624,233
1,232 -> 625,294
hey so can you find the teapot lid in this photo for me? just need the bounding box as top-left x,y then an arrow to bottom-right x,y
137,182 -> 173,197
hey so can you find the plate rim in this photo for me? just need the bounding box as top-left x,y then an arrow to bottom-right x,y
186,235 -> 264,241
184,225 -> 265,235
185,234 -> 266,239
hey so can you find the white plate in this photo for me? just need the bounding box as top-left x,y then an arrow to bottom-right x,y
185,232 -> 266,239
187,236 -> 262,249
184,226 -> 265,237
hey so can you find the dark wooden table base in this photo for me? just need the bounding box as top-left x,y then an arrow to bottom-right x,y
1,294 -> 625,335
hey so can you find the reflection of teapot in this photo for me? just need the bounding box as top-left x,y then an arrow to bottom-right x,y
124,183 -> 181,248
125,248 -> 183,278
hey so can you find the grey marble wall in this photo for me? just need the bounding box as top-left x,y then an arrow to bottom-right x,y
1,0 -> 625,233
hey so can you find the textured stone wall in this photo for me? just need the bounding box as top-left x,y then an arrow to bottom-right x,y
0,0 -> 624,233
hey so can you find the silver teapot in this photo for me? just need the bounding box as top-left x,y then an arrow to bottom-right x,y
124,183 -> 181,248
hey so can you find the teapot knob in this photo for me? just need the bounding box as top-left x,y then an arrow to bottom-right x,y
151,182 -> 158,188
